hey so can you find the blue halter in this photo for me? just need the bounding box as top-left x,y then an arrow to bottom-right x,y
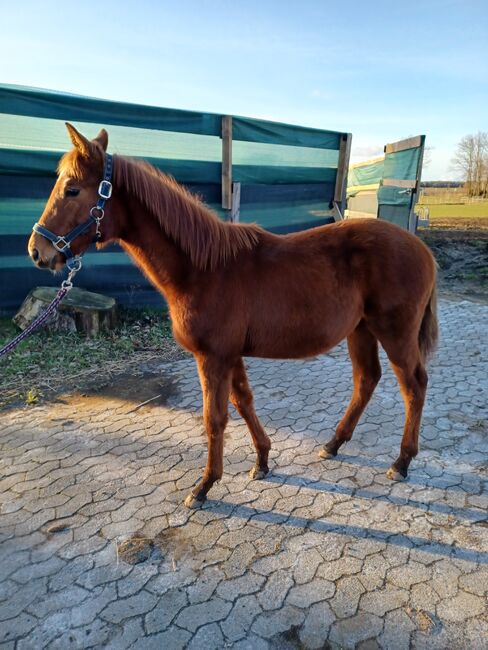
33,153 -> 113,271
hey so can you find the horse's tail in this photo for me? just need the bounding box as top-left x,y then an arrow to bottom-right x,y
419,269 -> 438,363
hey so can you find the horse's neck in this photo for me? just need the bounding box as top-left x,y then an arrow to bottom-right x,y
113,191 -> 192,302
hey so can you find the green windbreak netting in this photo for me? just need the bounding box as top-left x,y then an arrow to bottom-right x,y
347,137 -> 425,230
378,140 -> 425,229
347,157 -> 384,195
0,84 -> 221,136
232,116 -> 342,150
383,147 -> 421,182
0,83 -> 346,312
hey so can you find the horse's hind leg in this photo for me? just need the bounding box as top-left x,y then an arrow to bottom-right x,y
381,340 -> 428,481
319,320 -> 381,459
230,358 -> 271,480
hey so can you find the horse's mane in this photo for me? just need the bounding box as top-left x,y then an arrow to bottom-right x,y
111,155 -> 262,270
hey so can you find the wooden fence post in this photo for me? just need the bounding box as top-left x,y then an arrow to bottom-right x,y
222,116 -> 232,214
231,182 -> 241,223
333,133 -> 352,220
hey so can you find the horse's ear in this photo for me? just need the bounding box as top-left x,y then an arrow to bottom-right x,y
65,122 -> 91,157
93,128 -> 108,152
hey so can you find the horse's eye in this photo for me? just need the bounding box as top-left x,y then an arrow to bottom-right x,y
65,188 -> 80,197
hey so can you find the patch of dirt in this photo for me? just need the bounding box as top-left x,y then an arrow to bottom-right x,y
116,527 -> 195,566
74,369 -> 181,408
117,535 -> 158,565
419,228 -> 488,301
405,607 -> 443,635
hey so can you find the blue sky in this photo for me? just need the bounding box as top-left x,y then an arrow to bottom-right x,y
1,0 -> 486,179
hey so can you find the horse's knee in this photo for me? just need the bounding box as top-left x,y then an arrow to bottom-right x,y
415,364 -> 428,391
231,387 -> 253,414
205,411 -> 228,435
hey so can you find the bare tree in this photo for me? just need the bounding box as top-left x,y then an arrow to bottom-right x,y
451,132 -> 488,197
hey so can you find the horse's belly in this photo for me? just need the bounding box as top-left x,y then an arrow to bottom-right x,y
245,314 -> 356,359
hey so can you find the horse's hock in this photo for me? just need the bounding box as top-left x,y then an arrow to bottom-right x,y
14,286 -> 117,337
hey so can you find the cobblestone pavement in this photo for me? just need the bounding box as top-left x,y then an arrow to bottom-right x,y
1,298 -> 487,649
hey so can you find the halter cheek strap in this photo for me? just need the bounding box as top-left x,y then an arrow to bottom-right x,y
32,153 -> 113,271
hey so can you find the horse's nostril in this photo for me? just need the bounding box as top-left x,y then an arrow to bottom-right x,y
31,248 -> 39,262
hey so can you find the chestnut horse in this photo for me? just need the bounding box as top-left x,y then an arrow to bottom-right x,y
29,124 -> 438,508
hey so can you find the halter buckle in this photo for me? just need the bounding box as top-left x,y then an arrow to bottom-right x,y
98,180 -> 112,199
53,236 -> 70,252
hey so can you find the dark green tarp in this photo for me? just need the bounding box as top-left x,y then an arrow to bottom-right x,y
0,83 -> 346,313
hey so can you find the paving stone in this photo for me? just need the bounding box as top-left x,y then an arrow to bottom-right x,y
458,567 -> 488,596
329,611 -> 384,649
436,590 -> 486,622
387,562 -> 431,589
187,565 -> 224,604
175,597 -> 232,633
1,298 -> 487,647
299,601 -> 335,649
359,585 -> 409,616
48,618 -> 113,649
287,578 -> 335,608
101,590 -> 158,624
378,607 -> 417,650
256,569 -> 294,611
105,617 -> 146,650
0,613 -> 38,645
186,622 -> 225,650
144,587 -> 187,634
216,571 -> 265,601
329,575 -> 366,619
252,604 -> 305,638
221,594 -> 263,642
16,611 -> 74,649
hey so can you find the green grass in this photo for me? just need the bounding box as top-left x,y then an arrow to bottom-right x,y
420,203 -> 488,218
0,307 -> 179,409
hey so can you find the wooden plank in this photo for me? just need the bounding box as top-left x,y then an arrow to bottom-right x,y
409,136 -> 426,233
382,178 -> 417,189
385,135 -> 423,154
345,210 -> 378,220
333,133 -> 352,219
221,116 -> 232,210
231,182 -> 241,223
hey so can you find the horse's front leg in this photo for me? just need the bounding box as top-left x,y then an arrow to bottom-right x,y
184,355 -> 233,509
230,358 -> 271,479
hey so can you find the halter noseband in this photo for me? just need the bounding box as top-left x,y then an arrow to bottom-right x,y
32,153 -> 113,271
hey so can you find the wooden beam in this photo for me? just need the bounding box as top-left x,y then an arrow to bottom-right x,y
231,182 -> 241,223
385,135 -> 423,154
333,133 -> 352,219
409,137 -> 426,233
382,178 -> 417,189
221,116 -> 232,210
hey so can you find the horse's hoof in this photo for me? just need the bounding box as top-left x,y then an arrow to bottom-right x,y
249,466 -> 269,480
386,467 -> 406,481
184,493 -> 206,509
318,446 -> 336,459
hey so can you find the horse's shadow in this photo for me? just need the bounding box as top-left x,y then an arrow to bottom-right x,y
202,487 -> 488,565
314,451 -> 485,489
264,470 -> 486,523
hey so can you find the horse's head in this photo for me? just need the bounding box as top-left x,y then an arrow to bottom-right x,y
28,123 -> 109,271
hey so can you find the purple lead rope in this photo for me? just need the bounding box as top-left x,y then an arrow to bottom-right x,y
0,286 -> 72,358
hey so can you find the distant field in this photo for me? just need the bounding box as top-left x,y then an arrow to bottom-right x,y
420,203 -> 488,218
415,196 -> 488,231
